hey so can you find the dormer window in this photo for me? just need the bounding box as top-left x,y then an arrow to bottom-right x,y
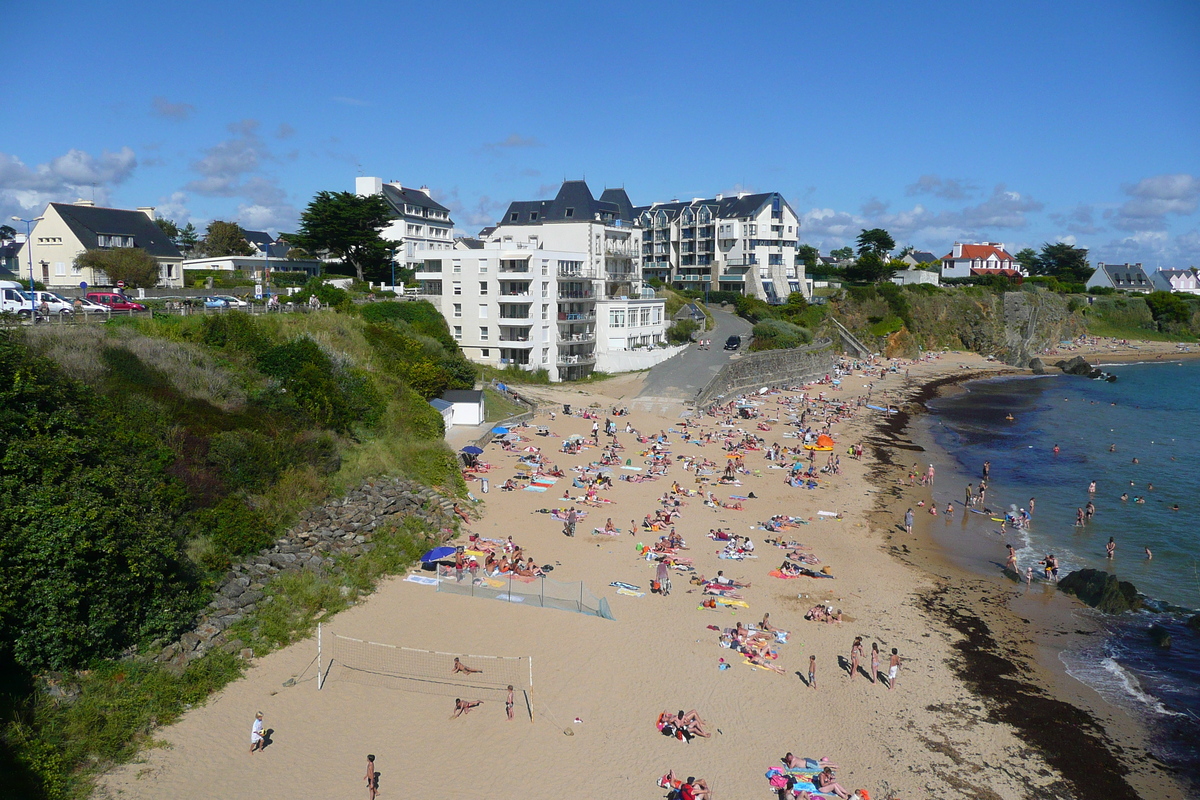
530,212 -> 538,221
564,208 -> 574,218
510,212 -> 519,222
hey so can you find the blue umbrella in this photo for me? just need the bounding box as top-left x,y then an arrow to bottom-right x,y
492,426 -> 510,435
420,546 -> 457,563
461,445 -> 484,455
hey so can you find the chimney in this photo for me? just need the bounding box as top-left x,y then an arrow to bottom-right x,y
74,199 -> 95,207
418,185 -> 431,196
736,192 -> 748,199
952,242 -> 963,258
715,194 -> 724,201
137,206 -> 156,221
356,176 -> 383,197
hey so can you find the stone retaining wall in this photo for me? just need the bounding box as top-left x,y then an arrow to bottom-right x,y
695,340 -> 836,409
149,476 -> 460,673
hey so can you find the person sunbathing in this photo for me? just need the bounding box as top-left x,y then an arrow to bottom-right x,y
452,657 -> 482,675
814,767 -> 851,799
500,478 -> 518,491
746,652 -> 787,675
676,709 -> 712,738
712,570 -> 750,588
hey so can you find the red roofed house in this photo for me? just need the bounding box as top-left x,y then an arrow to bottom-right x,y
940,242 -> 1025,279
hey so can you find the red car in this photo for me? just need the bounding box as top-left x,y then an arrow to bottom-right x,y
86,291 -> 147,311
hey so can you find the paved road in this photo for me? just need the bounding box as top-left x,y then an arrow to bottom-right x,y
633,307 -> 752,412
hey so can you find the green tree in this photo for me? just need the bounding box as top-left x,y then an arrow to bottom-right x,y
0,224 -> 16,240
294,191 -> 397,282
178,222 -> 200,254
856,228 -> 895,259
1144,291 -> 1191,325
830,246 -> 854,260
204,220 -> 254,257
844,251 -> 894,284
1015,247 -> 1039,274
898,244 -> 914,258
74,248 -> 161,288
797,244 -> 820,271
1034,242 -> 1093,283
155,216 -> 179,241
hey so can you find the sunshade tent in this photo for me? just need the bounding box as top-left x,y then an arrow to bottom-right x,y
420,546 -> 456,563
461,445 -> 484,455
492,427 -> 510,434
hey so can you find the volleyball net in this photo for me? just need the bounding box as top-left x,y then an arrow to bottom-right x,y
317,624 -> 533,720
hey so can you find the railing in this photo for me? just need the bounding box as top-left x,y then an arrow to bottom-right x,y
558,331 -> 595,343
498,337 -> 534,346
604,242 -> 637,257
557,290 -> 594,299
726,257 -> 757,267
557,311 -> 596,321
557,353 -> 597,365
499,291 -> 532,298
557,268 -> 595,279
499,313 -> 532,320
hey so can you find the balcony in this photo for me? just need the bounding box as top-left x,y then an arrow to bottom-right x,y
725,256 -> 758,267
557,288 -> 594,300
604,240 -> 637,257
557,267 -> 594,279
498,290 -> 532,298
558,330 -> 596,343
499,307 -> 532,320
556,353 -> 596,366
497,336 -> 534,347
499,259 -> 531,273
557,311 -> 596,322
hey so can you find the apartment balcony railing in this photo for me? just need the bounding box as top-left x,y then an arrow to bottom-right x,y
497,337 -> 534,347
499,312 -> 532,320
604,241 -> 637,257
556,353 -> 597,366
557,289 -> 594,300
558,330 -> 596,343
499,260 -> 531,273
557,311 -> 596,322
499,290 -> 532,298
557,267 -> 596,279
725,257 -> 758,267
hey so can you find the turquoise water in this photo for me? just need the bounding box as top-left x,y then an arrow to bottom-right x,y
926,359 -> 1200,783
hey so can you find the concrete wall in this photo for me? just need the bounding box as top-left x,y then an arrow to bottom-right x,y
695,340 -> 835,409
595,343 -> 687,374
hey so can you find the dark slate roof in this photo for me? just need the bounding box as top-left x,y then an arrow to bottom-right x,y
498,180 -> 631,225
477,226 -> 497,239
243,229 -> 274,247
380,183 -> 451,216
909,250 -> 938,264
632,192 -> 793,223
455,237 -> 485,249
1099,263 -> 1151,287
441,389 -> 484,404
50,203 -> 182,258
428,398 -> 453,411
599,188 -> 635,221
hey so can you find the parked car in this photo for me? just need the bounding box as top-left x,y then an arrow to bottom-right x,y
201,296 -> 230,309
213,294 -> 250,308
74,297 -> 110,314
723,335 -> 742,351
29,291 -> 74,314
86,291 -> 147,311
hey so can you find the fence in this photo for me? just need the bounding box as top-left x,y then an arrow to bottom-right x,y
694,339 -> 836,409
435,565 -> 614,620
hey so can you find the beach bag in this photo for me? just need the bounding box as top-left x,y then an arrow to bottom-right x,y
650,580 -> 662,594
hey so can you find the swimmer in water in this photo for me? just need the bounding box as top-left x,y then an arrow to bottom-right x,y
1109,444 -> 1116,452
1145,547 -> 1153,560
1105,537 -> 1115,559
1006,413 -> 1015,421
1053,444 -> 1060,454
1132,457 -> 1139,464
1087,480 -> 1096,493
1120,493 -> 1128,502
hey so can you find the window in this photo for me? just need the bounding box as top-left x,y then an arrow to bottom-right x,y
479,281 -> 488,295
478,259 -> 488,273
541,304 -> 549,320
453,326 -> 462,340
541,281 -> 549,297
70,262 -> 81,276
54,262 -> 66,276
564,208 -> 574,218
452,260 -> 461,273
640,308 -> 651,326
479,304 -> 488,319
609,309 -> 625,327
452,282 -> 462,295
481,348 -> 490,357
653,307 -> 661,324
530,212 -> 538,221
479,326 -> 489,340
510,212 -> 519,222
453,303 -> 462,317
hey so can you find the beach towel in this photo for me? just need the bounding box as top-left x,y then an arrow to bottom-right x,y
610,581 -> 641,591
523,485 -> 549,493
592,527 -> 620,536
615,587 -> 645,597
403,574 -> 438,586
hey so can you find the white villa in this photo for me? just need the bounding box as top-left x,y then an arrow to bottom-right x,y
1149,268 -> 1199,294
940,242 -> 1024,279
356,177 -> 454,271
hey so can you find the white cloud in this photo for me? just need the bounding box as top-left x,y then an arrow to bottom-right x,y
1109,173 -> 1200,231
151,96 -> 195,121
185,120 -> 297,232
0,147 -> 137,219
484,134 -> 543,150
155,191 -> 192,225
434,187 -> 507,231
905,174 -> 977,201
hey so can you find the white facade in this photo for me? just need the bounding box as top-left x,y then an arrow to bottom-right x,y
490,219 -> 644,302
1150,268 -> 1199,294
940,242 -> 1023,279
22,201 -> 184,289
637,192 -> 804,301
356,177 -> 454,268
891,269 -> 941,287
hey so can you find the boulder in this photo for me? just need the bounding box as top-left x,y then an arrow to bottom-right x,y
1056,355 -> 1094,376
1057,569 -> 1142,613
1187,614 -> 1200,634
1028,357 -> 1047,375
1148,624 -> 1171,649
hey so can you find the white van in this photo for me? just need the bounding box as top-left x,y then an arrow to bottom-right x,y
0,281 -> 36,317
29,290 -> 74,315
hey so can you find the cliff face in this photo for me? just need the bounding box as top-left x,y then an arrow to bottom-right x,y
833,287 -> 1086,365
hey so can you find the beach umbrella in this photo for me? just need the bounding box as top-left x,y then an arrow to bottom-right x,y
492,426 -> 510,435
461,445 -> 484,455
420,546 -> 456,563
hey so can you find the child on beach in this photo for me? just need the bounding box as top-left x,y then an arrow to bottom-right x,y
808,655 -> 817,689
365,754 -> 378,800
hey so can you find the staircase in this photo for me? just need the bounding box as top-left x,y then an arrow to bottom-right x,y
829,317 -> 873,358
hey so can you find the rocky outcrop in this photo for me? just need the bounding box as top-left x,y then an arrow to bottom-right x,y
1057,569 -> 1143,614
1054,356 -> 1117,381
1028,357 -> 1047,375
148,476 -> 460,673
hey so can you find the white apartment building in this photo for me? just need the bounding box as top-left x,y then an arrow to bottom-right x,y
21,201 -> 184,289
633,192 -> 804,301
413,242 -> 608,382
355,177 -> 454,269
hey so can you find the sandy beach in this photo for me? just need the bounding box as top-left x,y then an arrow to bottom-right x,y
98,350 -> 1185,800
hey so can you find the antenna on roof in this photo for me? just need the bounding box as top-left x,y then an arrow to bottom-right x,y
91,183 -> 96,202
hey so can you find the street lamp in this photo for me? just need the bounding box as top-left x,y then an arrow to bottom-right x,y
11,216 -> 44,319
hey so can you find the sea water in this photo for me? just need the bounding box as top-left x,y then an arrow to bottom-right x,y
925,359 -> 1200,780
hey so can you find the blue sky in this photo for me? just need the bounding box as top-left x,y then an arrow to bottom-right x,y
4,0 -> 1198,265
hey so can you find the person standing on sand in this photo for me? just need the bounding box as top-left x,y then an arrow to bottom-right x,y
1005,544 -> 1017,573
887,648 -> 901,691
506,685 -> 515,720
850,637 -> 863,680
870,642 -> 880,684
904,508 -> 913,535
250,712 -> 264,753
808,655 -> 817,689
365,754 -> 378,800
965,484 -> 973,506
926,464 -> 935,485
